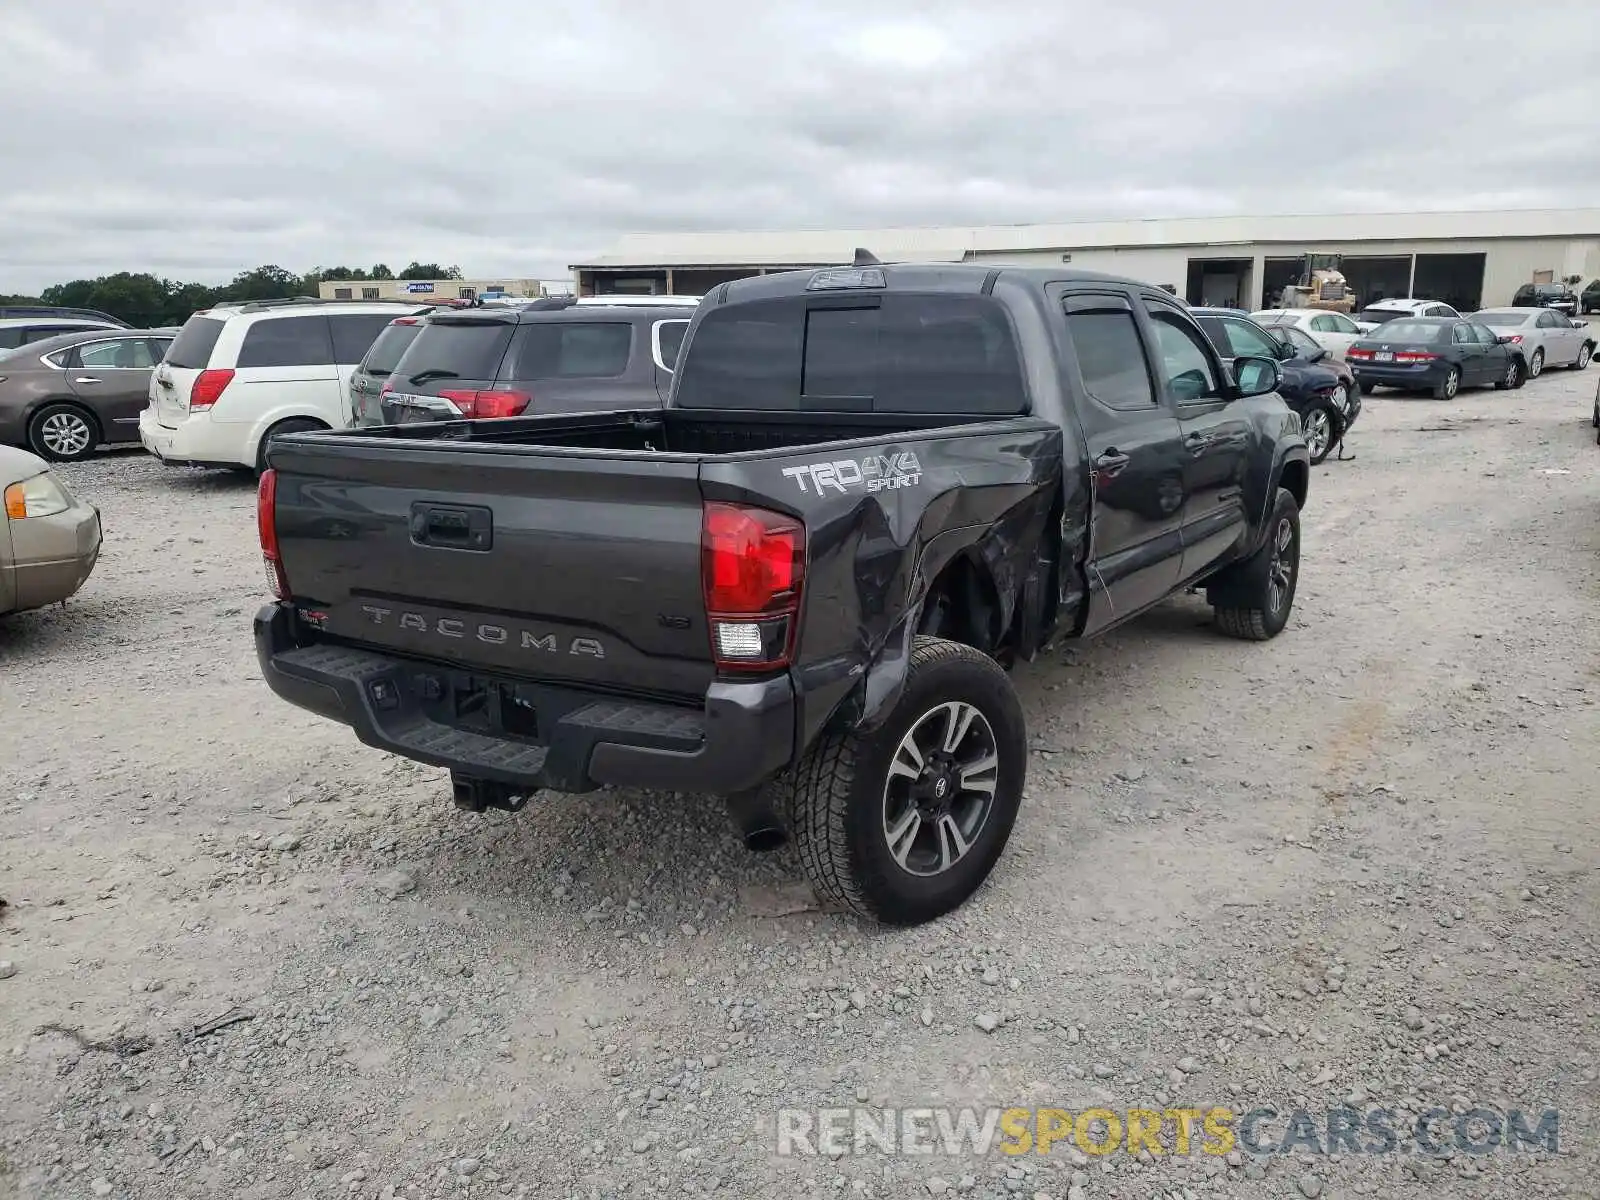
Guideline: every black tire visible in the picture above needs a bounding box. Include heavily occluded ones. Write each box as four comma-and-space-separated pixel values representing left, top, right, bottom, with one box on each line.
255, 417, 327, 475
1528, 348, 1545, 379
1571, 342, 1593, 371
1495, 356, 1525, 390
26, 402, 101, 463
1433, 366, 1460, 400
1300, 401, 1340, 465
779, 635, 1027, 926
1208, 487, 1301, 642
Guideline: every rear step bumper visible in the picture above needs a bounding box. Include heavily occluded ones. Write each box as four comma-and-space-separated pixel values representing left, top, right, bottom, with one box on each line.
254, 604, 795, 795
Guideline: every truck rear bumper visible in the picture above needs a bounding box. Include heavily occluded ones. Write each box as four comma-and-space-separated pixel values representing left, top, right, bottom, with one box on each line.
254, 604, 795, 796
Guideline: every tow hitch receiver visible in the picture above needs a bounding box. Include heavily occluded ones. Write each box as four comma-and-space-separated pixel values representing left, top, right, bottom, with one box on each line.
451, 772, 533, 814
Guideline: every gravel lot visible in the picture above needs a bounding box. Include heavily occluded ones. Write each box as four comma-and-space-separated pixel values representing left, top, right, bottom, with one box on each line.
2, 369, 1597, 1200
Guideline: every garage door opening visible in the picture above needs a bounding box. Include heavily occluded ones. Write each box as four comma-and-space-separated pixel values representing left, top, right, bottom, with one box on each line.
1185, 258, 1254, 309
1413, 253, 1486, 312
1261, 257, 1312, 308
1336, 257, 1412, 308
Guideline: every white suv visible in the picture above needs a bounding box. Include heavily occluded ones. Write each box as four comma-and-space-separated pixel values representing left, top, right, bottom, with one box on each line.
139, 299, 429, 472
1355, 297, 1461, 332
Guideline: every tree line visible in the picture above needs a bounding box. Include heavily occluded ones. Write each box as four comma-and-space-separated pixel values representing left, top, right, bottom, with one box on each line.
0, 262, 465, 328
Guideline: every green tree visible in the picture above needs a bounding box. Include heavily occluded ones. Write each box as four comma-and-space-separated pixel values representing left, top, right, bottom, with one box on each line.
369, 263, 395, 280
398, 262, 462, 280
220, 264, 307, 303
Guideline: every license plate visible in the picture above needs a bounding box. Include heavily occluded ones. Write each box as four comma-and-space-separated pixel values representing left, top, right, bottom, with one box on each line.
1374, 351, 1394, 362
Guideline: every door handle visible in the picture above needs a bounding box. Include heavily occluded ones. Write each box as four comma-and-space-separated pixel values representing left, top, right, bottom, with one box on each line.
73, 376, 102, 384
1094, 449, 1130, 477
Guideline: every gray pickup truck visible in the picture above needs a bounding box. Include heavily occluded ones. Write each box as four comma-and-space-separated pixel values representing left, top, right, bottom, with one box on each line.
255, 260, 1310, 926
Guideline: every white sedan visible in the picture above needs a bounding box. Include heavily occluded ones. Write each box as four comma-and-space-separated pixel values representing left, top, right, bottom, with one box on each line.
1250, 307, 1365, 361
1472, 308, 1595, 378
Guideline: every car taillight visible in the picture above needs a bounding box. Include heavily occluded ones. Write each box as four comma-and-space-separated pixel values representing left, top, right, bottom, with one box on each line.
1504, 334, 1523, 343
701, 502, 805, 671
1394, 351, 1437, 363
188, 368, 235, 411
256, 468, 289, 600
437, 389, 533, 419
1347, 347, 1374, 360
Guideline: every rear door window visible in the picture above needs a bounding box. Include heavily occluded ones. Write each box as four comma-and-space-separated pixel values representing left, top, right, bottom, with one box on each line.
506, 322, 632, 380
330, 313, 399, 363
77, 338, 157, 369
165, 315, 227, 369
237, 315, 335, 369
1061, 304, 1156, 410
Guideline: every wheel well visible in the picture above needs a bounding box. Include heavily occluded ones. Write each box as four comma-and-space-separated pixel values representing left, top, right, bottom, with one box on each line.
917, 554, 1003, 655
256, 416, 330, 469
1278, 460, 1308, 510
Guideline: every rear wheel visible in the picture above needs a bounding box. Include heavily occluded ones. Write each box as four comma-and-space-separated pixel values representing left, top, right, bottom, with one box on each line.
780, 635, 1027, 926
255, 417, 327, 476
1528, 348, 1545, 378
1572, 343, 1593, 371
1433, 366, 1460, 400
27, 402, 100, 462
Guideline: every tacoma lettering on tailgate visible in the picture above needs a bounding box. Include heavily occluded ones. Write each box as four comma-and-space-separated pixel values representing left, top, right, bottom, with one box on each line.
359, 605, 606, 658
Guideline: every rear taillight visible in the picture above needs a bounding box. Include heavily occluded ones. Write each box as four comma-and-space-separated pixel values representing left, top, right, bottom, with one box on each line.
1394, 351, 1437, 363
188, 368, 235, 411
701, 502, 805, 671
1347, 347, 1374, 360
437, 388, 533, 419
1504, 334, 1523, 343
256, 468, 289, 600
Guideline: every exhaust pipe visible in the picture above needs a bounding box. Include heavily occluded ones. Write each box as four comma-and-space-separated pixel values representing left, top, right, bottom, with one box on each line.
726, 789, 788, 853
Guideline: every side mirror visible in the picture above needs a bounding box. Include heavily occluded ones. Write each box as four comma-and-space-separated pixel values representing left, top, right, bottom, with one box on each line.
1233, 355, 1281, 398
1309, 347, 1329, 363
1275, 339, 1298, 361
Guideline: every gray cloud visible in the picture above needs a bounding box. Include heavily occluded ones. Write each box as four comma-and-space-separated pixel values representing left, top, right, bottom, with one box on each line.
3, 0, 1598, 291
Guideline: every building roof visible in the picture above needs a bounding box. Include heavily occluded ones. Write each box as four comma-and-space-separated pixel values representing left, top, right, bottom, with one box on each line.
572, 207, 1600, 269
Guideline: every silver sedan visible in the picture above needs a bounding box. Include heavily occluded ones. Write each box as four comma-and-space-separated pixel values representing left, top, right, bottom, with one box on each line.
1, 445, 102, 617
1472, 308, 1596, 379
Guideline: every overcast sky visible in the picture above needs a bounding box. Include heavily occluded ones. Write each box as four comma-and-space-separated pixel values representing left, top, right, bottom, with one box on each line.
4, 0, 1598, 292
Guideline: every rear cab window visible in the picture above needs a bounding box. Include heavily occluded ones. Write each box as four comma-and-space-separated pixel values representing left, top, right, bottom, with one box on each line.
165, 315, 228, 369
675, 293, 1027, 414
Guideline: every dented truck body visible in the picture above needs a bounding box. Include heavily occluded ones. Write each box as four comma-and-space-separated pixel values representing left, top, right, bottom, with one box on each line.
255, 262, 1308, 922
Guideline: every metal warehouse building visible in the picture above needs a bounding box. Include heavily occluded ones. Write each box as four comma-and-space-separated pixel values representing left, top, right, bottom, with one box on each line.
571, 208, 1600, 312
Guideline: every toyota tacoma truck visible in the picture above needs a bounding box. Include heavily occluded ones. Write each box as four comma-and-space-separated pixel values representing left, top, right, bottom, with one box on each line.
254, 260, 1311, 926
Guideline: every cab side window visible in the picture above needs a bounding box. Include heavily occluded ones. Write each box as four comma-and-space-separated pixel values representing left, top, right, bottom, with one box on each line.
1148, 311, 1220, 404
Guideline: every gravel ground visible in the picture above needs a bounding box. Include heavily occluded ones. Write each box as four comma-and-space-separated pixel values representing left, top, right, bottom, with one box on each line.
1, 368, 1597, 1200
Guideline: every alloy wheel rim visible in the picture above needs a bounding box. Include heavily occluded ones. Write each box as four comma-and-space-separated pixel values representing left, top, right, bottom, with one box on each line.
1445, 370, 1459, 398
1267, 517, 1296, 615
1505, 360, 1518, 387
882, 701, 1000, 878
1303, 409, 1331, 458
41, 412, 91, 457
1582, 346, 1592, 368
1530, 351, 1543, 378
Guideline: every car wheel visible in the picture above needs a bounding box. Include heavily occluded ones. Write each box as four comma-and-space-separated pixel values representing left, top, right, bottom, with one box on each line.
1495, 357, 1525, 390
1300, 402, 1338, 465
255, 417, 328, 476
1209, 486, 1301, 642
1434, 366, 1461, 400
26, 402, 101, 462
1572, 343, 1593, 371
780, 635, 1027, 926
1528, 348, 1544, 378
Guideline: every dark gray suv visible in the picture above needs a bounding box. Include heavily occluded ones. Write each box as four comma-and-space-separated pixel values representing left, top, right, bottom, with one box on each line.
367, 299, 694, 427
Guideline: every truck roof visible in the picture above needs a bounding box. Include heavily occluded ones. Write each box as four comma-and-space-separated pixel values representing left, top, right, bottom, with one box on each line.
704, 262, 1165, 306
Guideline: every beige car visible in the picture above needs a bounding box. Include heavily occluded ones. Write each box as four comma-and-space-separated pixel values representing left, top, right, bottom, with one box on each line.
1, 445, 101, 617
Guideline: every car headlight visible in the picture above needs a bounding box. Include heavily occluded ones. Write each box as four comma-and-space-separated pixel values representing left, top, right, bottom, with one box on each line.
4, 470, 72, 519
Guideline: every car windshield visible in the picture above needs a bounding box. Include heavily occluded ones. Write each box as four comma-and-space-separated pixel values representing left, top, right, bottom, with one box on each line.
1367, 321, 1445, 343
1475, 312, 1529, 328
1359, 308, 1410, 325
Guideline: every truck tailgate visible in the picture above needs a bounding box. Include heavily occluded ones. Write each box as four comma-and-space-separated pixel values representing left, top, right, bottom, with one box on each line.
270, 440, 715, 698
